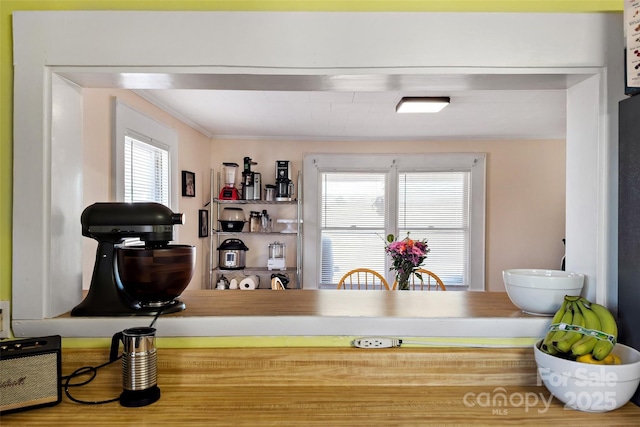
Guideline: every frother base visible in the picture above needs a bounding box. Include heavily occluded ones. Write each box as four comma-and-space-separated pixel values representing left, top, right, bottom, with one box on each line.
120, 385, 161, 407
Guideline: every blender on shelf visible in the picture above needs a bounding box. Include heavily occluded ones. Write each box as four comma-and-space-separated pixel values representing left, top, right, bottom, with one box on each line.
219, 162, 240, 200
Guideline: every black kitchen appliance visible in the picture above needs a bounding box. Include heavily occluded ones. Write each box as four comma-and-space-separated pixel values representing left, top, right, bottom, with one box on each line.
71, 202, 195, 317
275, 160, 294, 201
618, 93, 640, 406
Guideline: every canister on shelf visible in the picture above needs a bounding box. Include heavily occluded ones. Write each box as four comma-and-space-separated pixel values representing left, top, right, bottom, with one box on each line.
264, 185, 276, 202
261, 210, 270, 232
249, 211, 261, 232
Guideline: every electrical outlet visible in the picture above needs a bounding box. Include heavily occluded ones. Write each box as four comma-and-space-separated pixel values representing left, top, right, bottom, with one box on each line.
352, 337, 401, 348
0, 301, 10, 338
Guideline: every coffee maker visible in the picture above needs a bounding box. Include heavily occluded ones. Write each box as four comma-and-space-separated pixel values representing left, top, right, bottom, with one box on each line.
71, 202, 195, 317
275, 160, 294, 201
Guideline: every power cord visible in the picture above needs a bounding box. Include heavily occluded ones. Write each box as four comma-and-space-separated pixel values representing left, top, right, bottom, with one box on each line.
61, 355, 122, 404
60, 307, 166, 405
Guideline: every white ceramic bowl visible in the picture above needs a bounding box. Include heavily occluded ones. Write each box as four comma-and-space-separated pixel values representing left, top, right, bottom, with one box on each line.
502, 269, 584, 315
534, 339, 640, 412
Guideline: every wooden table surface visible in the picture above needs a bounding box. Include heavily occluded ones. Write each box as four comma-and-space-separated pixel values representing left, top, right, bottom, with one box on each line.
125, 289, 534, 318
2, 346, 639, 426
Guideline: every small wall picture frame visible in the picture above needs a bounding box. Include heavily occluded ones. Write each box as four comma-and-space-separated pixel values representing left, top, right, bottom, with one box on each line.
182, 170, 196, 197
198, 209, 209, 238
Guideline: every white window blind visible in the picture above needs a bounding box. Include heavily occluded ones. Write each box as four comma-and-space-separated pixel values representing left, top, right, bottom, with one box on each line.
124, 135, 170, 206
398, 172, 469, 287
320, 172, 387, 283
319, 171, 469, 287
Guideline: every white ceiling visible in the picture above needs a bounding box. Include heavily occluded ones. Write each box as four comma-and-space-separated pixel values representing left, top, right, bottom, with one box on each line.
61, 71, 582, 141
137, 88, 568, 141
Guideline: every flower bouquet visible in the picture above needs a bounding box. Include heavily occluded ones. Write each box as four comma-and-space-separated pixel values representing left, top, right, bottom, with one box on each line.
385, 233, 430, 290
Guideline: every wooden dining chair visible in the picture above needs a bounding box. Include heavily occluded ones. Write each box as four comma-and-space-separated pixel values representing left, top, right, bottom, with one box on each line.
392, 268, 447, 291
337, 268, 391, 290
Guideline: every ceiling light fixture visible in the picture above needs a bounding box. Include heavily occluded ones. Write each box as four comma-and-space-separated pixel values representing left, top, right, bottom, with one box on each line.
396, 96, 450, 113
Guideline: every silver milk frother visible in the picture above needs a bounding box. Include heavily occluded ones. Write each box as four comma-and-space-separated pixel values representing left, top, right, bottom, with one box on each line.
110, 326, 161, 407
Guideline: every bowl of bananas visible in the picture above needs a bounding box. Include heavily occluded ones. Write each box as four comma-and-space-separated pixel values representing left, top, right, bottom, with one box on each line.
534, 296, 640, 412
502, 269, 584, 315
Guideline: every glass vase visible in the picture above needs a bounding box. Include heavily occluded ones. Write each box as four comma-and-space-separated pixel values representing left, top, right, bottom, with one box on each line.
396, 270, 412, 291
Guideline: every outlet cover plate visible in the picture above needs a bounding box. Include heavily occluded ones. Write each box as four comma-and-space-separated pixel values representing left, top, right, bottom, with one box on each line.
0, 301, 10, 338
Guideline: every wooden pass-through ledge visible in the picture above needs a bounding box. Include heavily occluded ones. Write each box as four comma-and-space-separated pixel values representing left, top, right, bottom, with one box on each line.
37, 290, 551, 339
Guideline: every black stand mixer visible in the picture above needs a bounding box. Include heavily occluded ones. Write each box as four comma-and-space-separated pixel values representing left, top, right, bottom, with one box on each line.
71, 202, 195, 317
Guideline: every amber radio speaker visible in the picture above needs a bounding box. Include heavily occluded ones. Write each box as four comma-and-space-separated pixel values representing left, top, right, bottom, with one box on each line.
0, 335, 62, 414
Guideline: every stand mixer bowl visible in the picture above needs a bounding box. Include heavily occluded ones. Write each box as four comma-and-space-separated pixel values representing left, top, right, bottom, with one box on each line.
116, 245, 196, 307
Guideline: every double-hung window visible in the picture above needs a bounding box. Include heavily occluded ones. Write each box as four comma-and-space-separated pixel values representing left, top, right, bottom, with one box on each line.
114, 100, 178, 212
303, 153, 486, 290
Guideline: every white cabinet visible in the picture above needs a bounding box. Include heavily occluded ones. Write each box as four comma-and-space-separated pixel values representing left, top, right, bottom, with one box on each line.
207, 169, 302, 289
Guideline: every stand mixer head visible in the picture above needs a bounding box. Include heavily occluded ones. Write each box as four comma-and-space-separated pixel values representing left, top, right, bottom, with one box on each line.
71, 202, 195, 317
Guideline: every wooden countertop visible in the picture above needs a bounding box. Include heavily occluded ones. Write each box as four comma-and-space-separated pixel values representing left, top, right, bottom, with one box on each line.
60, 289, 531, 318
2, 347, 639, 426
159, 289, 532, 318
14, 290, 552, 339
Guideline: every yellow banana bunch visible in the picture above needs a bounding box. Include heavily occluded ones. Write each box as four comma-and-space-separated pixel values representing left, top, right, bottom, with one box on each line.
540, 295, 619, 364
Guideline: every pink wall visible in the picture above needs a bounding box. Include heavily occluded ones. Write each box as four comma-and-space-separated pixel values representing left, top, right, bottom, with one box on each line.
212, 138, 566, 291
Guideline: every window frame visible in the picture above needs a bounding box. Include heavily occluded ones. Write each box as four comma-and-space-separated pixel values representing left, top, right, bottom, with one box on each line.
302, 153, 486, 290
113, 99, 179, 212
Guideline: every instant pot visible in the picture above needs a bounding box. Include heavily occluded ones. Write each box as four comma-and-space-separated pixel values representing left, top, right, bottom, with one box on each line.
217, 238, 248, 269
